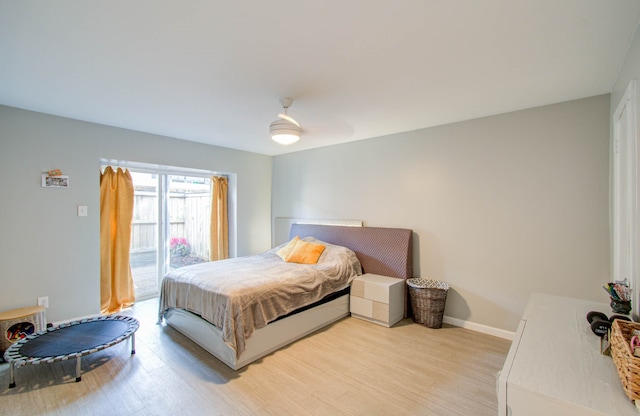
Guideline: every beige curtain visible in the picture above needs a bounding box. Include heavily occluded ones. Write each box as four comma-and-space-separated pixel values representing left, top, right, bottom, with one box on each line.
100, 166, 135, 314
210, 175, 229, 261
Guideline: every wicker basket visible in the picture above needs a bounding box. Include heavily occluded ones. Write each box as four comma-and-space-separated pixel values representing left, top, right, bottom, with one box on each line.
0, 306, 46, 352
407, 278, 449, 328
611, 319, 640, 401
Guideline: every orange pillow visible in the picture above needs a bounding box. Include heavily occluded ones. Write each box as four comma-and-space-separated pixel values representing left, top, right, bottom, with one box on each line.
285, 240, 326, 264
276, 236, 301, 260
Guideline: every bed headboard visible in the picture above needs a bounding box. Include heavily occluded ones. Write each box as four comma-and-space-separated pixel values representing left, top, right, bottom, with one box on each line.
290, 224, 413, 318
289, 224, 413, 279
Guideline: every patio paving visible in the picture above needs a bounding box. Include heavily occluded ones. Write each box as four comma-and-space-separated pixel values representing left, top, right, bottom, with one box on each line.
130, 251, 206, 299
130, 251, 159, 298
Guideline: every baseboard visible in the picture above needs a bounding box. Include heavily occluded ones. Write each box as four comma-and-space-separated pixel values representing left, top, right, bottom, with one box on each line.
51, 312, 102, 327
50, 307, 135, 327
443, 315, 515, 341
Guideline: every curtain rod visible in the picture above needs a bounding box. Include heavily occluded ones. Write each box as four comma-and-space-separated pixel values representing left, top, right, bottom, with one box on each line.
99, 159, 228, 178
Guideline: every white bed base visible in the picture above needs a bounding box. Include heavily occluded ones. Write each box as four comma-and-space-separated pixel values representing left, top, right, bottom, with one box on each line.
164, 294, 349, 370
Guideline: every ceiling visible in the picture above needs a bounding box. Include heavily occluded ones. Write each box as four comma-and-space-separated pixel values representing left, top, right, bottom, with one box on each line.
1, 1, 640, 156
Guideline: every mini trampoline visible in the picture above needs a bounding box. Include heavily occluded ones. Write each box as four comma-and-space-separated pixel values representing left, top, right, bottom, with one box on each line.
3, 315, 139, 388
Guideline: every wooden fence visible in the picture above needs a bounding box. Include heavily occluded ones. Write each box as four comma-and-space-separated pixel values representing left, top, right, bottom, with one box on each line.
130, 191, 210, 260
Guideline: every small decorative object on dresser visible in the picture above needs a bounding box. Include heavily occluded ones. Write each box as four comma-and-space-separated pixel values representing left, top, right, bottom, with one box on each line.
350, 273, 405, 327
0, 306, 46, 354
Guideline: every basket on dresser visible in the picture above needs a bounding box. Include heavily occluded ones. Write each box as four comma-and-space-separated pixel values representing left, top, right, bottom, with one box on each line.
611, 319, 640, 401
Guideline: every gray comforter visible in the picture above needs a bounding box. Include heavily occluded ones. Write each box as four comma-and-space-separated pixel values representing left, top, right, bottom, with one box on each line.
158, 237, 362, 356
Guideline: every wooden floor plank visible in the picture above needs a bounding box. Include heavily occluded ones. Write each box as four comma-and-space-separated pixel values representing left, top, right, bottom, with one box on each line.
0, 298, 510, 415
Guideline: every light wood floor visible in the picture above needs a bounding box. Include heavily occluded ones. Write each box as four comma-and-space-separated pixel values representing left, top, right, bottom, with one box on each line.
0, 298, 511, 415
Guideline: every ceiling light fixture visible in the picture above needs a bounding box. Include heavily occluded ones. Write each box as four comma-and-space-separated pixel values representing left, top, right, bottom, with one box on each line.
270, 97, 302, 145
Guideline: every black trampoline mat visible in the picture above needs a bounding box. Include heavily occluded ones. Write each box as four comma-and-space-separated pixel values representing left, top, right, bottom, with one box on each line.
18, 320, 130, 358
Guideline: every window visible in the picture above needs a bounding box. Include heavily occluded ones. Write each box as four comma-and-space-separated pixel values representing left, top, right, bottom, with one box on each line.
101, 160, 234, 300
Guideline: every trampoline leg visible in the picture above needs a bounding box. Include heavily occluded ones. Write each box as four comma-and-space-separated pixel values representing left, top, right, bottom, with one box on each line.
131, 333, 136, 355
8, 362, 15, 388
75, 356, 82, 382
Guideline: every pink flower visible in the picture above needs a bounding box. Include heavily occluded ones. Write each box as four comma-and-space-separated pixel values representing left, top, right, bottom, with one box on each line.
170, 237, 191, 257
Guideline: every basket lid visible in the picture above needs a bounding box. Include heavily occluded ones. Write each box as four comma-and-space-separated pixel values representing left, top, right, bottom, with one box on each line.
406, 278, 449, 290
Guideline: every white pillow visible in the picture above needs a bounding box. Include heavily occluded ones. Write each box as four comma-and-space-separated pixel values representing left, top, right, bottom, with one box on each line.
275, 236, 300, 260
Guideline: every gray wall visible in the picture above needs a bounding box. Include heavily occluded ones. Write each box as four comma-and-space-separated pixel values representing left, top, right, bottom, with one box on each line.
272, 95, 611, 333
0, 106, 272, 322
0, 92, 615, 334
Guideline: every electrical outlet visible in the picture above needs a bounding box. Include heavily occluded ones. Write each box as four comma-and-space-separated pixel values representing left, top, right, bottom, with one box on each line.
37, 296, 49, 308
77, 205, 88, 217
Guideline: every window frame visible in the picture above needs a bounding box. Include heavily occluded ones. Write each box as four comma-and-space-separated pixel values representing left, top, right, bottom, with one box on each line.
100, 159, 236, 298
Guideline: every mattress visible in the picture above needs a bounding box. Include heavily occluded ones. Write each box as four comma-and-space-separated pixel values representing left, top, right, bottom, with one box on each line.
159, 237, 361, 356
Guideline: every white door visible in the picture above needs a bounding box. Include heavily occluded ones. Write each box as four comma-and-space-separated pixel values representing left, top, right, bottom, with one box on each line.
612, 80, 638, 317
129, 171, 212, 299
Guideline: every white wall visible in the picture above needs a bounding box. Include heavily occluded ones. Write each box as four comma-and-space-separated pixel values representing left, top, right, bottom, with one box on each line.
0, 106, 272, 322
272, 95, 611, 333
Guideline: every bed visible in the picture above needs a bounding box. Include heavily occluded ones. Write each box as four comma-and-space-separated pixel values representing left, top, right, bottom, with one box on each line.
159, 224, 413, 370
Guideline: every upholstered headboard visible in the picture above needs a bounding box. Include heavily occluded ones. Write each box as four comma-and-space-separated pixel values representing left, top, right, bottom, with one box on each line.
290, 224, 413, 279
290, 224, 413, 317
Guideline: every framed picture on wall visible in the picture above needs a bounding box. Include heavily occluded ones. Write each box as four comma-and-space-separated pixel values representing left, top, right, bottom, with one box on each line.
41, 174, 69, 188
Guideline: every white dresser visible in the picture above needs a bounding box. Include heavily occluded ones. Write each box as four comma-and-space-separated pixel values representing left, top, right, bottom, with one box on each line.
350, 273, 404, 327
498, 293, 637, 415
